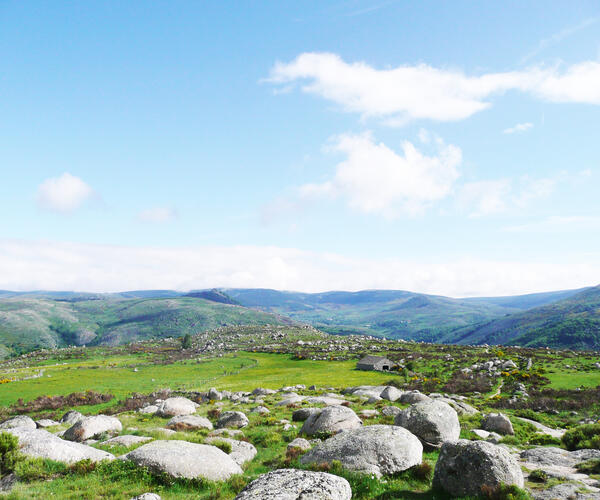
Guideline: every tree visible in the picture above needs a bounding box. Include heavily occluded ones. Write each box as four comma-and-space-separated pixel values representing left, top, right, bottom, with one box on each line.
181, 334, 192, 350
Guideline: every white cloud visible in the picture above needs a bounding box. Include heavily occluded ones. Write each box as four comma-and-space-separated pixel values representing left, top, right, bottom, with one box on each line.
0, 238, 597, 297
137, 207, 178, 223
504, 215, 600, 233
268, 52, 600, 123
298, 132, 461, 217
36, 173, 95, 214
503, 122, 533, 134
458, 175, 557, 217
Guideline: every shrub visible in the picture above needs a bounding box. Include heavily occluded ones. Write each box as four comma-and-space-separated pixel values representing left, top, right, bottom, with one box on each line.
562, 424, 600, 450
0, 432, 21, 476
528, 469, 547, 482
410, 461, 433, 481
576, 458, 600, 474
529, 434, 561, 446
14, 457, 67, 481
207, 408, 222, 420
481, 483, 532, 500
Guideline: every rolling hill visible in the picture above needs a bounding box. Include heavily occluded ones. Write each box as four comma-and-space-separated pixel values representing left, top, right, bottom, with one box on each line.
448, 285, 600, 349
223, 287, 587, 340
0, 294, 291, 357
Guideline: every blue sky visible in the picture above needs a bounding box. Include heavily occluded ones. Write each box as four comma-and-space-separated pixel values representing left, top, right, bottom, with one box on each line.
1, 1, 600, 296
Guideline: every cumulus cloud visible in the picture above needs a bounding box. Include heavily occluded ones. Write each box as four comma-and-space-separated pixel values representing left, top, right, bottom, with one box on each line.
137, 207, 178, 223
0, 239, 597, 297
298, 132, 461, 217
503, 122, 533, 134
267, 52, 600, 123
36, 173, 95, 214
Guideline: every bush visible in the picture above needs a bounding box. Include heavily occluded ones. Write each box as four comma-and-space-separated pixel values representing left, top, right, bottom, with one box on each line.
562, 424, 600, 450
576, 458, 600, 474
528, 469, 547, 482
481, 483, 532, 500
529, 434, 561, 446
0, 432, 21, 476
210, 440, 232, 454
410, 461, 433, 481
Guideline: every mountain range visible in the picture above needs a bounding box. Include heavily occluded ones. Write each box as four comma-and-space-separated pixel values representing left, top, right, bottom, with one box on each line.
0, 285, 597, 357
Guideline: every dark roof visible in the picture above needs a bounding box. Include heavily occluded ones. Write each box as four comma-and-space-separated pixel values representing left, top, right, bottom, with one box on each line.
357, 355, 394, 365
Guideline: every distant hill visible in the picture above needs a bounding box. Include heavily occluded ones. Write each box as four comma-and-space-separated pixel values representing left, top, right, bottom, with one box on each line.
0, 296, 291, 357
223, 287, 586, 341
449, 286, 600, 349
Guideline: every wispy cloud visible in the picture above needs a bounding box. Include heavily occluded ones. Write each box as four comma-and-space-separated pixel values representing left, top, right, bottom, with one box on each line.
36, 173, 95, 214
504, 215, 600, 233
137, 207, 178, 223
521, 17, 599, 64
268, 52, 600, 124
503, 122, 533, 134
0, 238, 597, 297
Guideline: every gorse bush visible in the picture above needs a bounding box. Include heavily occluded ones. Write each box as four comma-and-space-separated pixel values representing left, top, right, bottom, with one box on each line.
562, 424, 600, 450
0, 432, 21, 476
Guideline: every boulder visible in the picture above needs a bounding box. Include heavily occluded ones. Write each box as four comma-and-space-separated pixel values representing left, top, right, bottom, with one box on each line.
292, 408, 321, 422
252, 388, 276, 396
156, 397, 197, 417
208, 428, 244, 438
60, 410, 85, 425
276, 395, 305, 406
131, 494, 161, 500
138, 405, 159, 415
433, 440, 524, 497
102, 435, 153, 447
381, 406, 402, 418
304, 396, 348, 406
300, 406, 362, 436
0, 416, 36, 430
482, 413, 514, 435
208, 388, 223, 401
400, 391, 431, 404
287, 437, 312, 452
205, 437, 257, 466
381, 386, 403, 402
63, 415, 122, 442
216, 411, 249, 429
36, 419, 59, 428
359, 410, 379, 419
166, 415, 213, 431
250, 406, 270, 415
395, 400, 460, 448
125, 440, 242, 480
6, 428, 114, 464
300, 425, 422, 477
235, 468, 351, 500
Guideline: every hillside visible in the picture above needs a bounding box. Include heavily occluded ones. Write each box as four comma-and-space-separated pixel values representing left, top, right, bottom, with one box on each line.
224, 287, 584, 340
450, 285, 600, 349
0, 295, 291, 357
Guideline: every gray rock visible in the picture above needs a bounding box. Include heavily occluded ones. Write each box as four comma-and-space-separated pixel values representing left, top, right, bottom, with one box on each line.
131, 494, 161, 500
102, 435, 153, 447
381, 386, 403, 402
287, 437, 312, 452
292, 408, 321, 422
433, 440, 524, 497
300, 424, 422, 477
520, 447, 600, 468
235, 468, 351, 500
208, 428, 244, 438
208, 387, 223, 401
300, 406, 362, 436
36, 419, 60, 428
138, 405, 159, 415
400, 391, 431, 404
276, 395, 305, 406
156, 397, 197, 417
251, 406, 270, 415
60, 410, 85, 425
305, 396, 348, 406
252, 388, 276, 396
395, 400, 460, 448
531, 483, 600, 499
125, 440, 242, 480
216, 411, 249, 429
359, 409, 379, 419
166, 415, 213, 431
0, 473, 17, 493
381, 406, 402, 417
6, 428, 114, 463
205, 437, 257, 466
63, 415, 122, 442
447, 400, 478, 416
482, 413, 514, 435
0, 415, 36, 430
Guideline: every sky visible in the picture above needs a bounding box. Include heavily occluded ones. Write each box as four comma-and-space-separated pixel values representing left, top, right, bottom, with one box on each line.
1, 1, 600, 297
